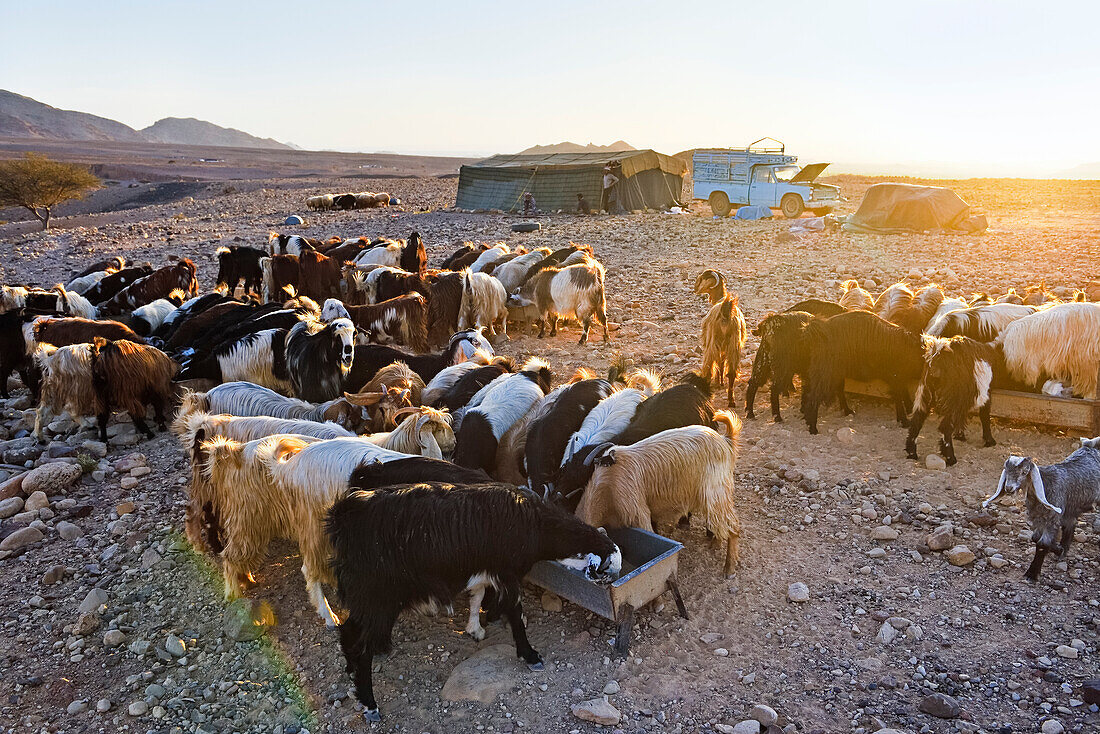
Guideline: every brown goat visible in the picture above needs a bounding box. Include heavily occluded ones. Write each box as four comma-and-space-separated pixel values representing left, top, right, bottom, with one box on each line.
261, 255, 300, 302
101, 260, 198, 315
328, 294, 429, 353
298, 250, 342, 302
91, 337, 179, 442
701, 295, 748, 406
32, 317, 139, 348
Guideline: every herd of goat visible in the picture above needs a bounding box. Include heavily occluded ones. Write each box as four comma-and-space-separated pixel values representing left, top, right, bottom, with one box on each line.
1, 233, 1098, 721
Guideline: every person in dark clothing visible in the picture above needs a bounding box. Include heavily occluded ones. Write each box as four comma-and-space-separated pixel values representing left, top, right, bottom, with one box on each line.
576, 193, 591, 214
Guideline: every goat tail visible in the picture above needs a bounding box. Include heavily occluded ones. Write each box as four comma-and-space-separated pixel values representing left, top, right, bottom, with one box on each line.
712, 410, 742, 441
261, 257, 274, 303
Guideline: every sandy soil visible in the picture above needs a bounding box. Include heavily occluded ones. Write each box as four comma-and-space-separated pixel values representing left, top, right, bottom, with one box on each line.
1, 168, 1099, 734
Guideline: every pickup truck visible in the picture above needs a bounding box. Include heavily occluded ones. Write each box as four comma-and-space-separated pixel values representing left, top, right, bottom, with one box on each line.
692, 139, 840, 218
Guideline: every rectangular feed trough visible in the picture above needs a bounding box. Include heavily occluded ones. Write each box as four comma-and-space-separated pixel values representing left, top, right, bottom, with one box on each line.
525, 527, 687, 656
844, 377, 1100, 434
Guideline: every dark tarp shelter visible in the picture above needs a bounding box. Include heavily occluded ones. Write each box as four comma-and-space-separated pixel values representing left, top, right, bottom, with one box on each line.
456, 150, 687, 213
842, 183, 988, 234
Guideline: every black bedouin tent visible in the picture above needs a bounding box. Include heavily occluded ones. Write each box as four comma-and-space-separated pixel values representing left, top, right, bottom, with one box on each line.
456, 150, 687, 213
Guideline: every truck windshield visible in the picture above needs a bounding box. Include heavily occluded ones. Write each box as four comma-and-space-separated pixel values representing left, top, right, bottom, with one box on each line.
773, 166, 801, 182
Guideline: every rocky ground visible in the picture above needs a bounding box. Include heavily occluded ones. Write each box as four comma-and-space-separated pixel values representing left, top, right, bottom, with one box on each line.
1, 175, 1099, 734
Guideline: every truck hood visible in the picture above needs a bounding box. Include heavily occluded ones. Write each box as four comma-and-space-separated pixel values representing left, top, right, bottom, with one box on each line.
790, 163, 830, 183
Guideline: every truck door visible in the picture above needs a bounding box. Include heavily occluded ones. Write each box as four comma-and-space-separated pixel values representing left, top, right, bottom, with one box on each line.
749, 166, 776, 207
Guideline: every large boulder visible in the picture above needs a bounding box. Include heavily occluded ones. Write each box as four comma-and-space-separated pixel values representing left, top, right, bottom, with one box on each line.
441, 644, 521, 704
22, 463, 82, 496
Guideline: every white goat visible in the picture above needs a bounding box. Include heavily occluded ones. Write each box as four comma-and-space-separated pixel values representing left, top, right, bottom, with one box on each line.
998, 302, 1100, 398
458, 270, 508, 337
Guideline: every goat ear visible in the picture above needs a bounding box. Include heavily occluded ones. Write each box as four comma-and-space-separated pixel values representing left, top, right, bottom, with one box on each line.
418, 420, 443, 460
344, 391, 385, 406
1027, 461, 1062, 514
983, 466, 1008, 508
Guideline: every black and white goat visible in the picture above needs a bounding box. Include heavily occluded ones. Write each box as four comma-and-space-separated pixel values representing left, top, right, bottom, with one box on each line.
435, 358, 517, 412
926, 303, 1036, 340
508, 260, 609, 344
984, 444, 1100, 580
452, 357, 552, 471
327, 482, 621, 721
343, 328, 491, 389
524, 375, 613, 498
904, 337, 1022, 466
285, 317, 356, 402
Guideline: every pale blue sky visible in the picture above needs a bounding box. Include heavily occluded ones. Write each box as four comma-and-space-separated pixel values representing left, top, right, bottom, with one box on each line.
2, 1, 1096, 175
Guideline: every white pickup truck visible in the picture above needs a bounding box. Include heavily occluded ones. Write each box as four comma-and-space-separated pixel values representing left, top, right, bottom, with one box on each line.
692, 139, 840, 218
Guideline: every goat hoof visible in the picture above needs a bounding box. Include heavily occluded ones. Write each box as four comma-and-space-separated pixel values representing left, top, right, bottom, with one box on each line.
527, 661, 544, 672
984, 438, 997, 447
363, 708, 381, 722
771, 416, 783, 424
945, 456, 957, 467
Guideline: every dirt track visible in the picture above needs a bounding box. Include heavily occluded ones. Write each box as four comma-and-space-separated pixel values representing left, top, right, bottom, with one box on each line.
1, 173, 1099, 734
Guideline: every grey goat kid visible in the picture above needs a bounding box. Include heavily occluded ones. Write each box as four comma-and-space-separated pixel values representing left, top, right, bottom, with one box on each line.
984, 442, 1100, 581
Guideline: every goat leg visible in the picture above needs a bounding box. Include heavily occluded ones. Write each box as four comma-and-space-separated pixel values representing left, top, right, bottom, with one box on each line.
979, 403, 996, 447
96, 411, 110, 443
837, 385, 853, 416
1059, 520, 1077, 557
339, 617, 381, 721
890, 388, 910, 427
548, 315, 558, 337
802, 398, 819, 435
132, 413, 156, 441
905, 407, 928, 460
578, 316, 590, 345
1025, 545, 1048, 581
938, 429, 957, 467
501, 581, 542, 669
536, 318, 546, 338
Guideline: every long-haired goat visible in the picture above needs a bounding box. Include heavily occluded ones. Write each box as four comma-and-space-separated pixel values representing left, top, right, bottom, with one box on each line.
100, 260, 197, 316
172, 411, 353, 448
261, 254, 300, 303
437, 357, 517, 412
216, 246, 265, 296
427, 271, 466, 348
421, 349, 495, 406
452, 357, 552, 471
493, 248, 551, 293
524, 374, 613, 498
839, 280, 874, 311
875, 282, 944, 334
353, 240, 404, 269
508, 260, 609, 344
363, 406, 454, 458
458, 271, 508, 337
801, 310, 924, 434
693, 269, 728, 305
701, 294, 748, 406
130, 289, 185, 336
348, 456, 490, 490
89, 337, 178, 441
33, 343, 100, 440
927, 303, 1036, 340
177, 382, 372, 433
469, 244, 510, 273
984, 445, 1100, 580
560, 369, 661, 467
82, 264, 153, 305
322, 294, 429, 353
744, 310, 822, 423
327, 482, 621, 721
344, 328, 491, 388
997, 302, 1100, 398
356, 360, 425, 406
577, 412, 742, 573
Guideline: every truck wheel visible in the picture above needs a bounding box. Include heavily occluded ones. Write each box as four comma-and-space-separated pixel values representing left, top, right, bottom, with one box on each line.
708, 191, 731, 217
781, 194, 805, 219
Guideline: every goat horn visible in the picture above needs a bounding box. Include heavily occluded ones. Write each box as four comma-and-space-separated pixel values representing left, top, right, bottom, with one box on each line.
983, 467, 1008, 508
390, 406, 422, 421
1028, 462, 1062, 514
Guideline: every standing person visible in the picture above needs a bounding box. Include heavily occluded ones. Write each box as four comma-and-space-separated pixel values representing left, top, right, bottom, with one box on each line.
576, 193, 591, 214
601, 165, 619, 214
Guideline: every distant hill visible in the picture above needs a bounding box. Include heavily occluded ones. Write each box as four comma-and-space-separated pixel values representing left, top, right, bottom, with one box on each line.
1060, 162, 1100, 180
519, 140, 636, 155
0, 90, 291, 150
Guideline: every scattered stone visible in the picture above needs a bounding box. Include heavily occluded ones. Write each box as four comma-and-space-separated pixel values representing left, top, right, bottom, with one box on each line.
128, 700, 149, 717
700, 632, 724, 644
925, 454, 947, 471
73, 611, 101, 636
873, 730, 910, 734
140, 548, 162, 569
81, 440, 108, 458
988, 555, 1008, 569
441, 644, 521, 703
165, 634, 187, 657
1055, 644, 1079, 659
602, 680, 620, 695
95, 699, 111, 713
944, 545, 976, 566
871, 526, 899, 541
56, 521, 83, 540
0, 495, 24, 518
749, 704, 778, 726
730, 721, 761, 734
571, 696, 621, 726
21, 462, 81, 496
119, 477, 139, 490
78, 588, 108, 613
540, 591, 562, 612
918, 692, 960, 718
116, 500, 136, 514
836, 427, 856, 444
129, 466, 151, 478
867, 548, 887, 559
926, 525, 954, 551
876, 622, 899, 645
0, 525, 43, 550
67, 700, 88, 715
741, 672, 756, 684
23, 490, 48, 511
103, 629, 126, 647
0, 472, 26, 500
128, 639, 151, 656
787, 582, 810, 603
1041, 720, 1065, 734
714, 648, 730, 657
41, 565, 66, 584
222, 599, 276, 642
1080, 679, 1100, 705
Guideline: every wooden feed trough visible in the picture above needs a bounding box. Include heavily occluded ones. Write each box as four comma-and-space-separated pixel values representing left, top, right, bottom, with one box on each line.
844, 369, 1100, 435
525, 527, 687, 657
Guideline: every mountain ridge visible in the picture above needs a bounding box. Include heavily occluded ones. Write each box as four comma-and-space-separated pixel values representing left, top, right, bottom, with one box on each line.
0, 90, 291, 150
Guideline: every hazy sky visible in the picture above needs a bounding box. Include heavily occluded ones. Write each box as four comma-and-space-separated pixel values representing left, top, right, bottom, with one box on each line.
2, 1, 1097, 176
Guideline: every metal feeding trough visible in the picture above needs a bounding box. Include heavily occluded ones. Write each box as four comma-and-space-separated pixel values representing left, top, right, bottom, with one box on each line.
526, 527, 687, 656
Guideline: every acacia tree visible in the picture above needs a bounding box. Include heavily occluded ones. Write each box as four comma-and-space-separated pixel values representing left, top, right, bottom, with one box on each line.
0, 153, 100, 229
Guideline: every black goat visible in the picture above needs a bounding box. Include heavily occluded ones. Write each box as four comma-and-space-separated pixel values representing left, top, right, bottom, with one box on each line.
437, 360, 516, 412
344, 328, 490, 388
745, 311, 843, 422
216, 246, 266, 296
327, 482, 621, 721
0, 309, 39, 399
349, 457, 491, 489
525, 378, 612, 498
82, 264, 153, 305
801, 310, 924, 434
